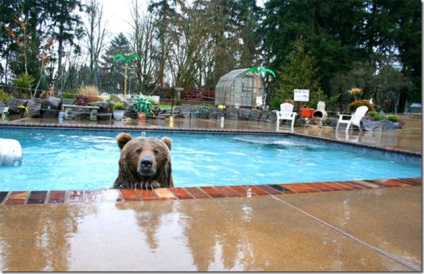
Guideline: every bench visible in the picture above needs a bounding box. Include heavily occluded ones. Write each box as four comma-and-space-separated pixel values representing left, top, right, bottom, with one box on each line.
62, 104, 98, 121
184, 90, 215, 101
184, 90, 203, 100
202, 90, 215, 100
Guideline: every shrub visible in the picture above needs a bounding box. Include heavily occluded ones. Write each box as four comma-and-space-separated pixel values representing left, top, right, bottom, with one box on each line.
309, 88, 327, 110
367, 110, 378, 119
62, 90, 78, 99
348, 99, 375, 112
348, 87, 362, 96
112, 102, 126, 110
12, 73, 35, 98
372, 114, 385, 121
269, 89, 292, 110
108, 94, 122, 103
79, 86, 100, 103
133, 95, 153, 115
387, 115, 399, 122
0, 90, 11, 103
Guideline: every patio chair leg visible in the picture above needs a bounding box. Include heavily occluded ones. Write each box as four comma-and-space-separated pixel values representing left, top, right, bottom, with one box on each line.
345, 123, 351, 132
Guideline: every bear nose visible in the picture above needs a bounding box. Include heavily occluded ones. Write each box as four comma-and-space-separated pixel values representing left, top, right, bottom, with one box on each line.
140, 158, 153, 171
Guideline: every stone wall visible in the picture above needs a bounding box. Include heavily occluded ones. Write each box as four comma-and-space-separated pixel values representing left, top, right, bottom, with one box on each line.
169, 105, 278, 123
163, 104, 402, 130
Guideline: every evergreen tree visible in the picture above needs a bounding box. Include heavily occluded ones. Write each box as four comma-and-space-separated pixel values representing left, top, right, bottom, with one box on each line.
261, 0, 421, 110
98, 33, 132, 93
391, 0, 422, 108
270, 37, 321, 109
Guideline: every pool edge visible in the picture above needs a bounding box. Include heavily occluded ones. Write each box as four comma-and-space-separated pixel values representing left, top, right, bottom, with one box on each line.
1, 121, 421, 156
0, 178, 421, 206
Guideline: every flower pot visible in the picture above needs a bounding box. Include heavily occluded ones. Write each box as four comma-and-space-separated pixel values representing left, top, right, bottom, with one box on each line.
301, 108, 314, 118
98, 105, 111, 113
113, 110, 125, 121
138, 112, 146, 122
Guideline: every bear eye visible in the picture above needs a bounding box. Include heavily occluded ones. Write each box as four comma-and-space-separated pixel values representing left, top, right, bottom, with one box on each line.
136, 148, 142, 154
153, 149, 159, 156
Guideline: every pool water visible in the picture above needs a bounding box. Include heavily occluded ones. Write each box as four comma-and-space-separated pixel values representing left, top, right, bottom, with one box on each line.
0, 128, 421, 191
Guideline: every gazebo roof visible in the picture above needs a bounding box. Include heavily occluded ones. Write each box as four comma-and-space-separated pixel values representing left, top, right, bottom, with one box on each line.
219, 68, 249, 79
216, 68, 259, 89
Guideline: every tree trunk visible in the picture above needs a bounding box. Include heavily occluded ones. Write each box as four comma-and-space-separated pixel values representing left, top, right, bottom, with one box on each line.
397, 86, 408, 113
124, 64, 128, 99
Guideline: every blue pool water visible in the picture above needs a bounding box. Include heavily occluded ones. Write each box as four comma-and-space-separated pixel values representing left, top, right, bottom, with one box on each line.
0, 128, 421, 191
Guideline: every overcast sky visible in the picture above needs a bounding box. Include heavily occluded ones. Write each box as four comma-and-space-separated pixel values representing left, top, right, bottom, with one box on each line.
98, 0, 266, 37
99, 0, 146, 36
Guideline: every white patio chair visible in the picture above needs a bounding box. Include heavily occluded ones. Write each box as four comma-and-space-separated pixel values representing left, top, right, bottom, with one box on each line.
275, 103, 297, 130
336, 106, 369, 132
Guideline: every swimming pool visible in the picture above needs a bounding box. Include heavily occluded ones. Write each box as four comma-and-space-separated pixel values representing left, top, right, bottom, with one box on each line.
0, 127, 421, 191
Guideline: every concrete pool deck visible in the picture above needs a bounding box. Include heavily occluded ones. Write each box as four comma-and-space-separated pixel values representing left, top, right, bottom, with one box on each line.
0, 114, 421, 271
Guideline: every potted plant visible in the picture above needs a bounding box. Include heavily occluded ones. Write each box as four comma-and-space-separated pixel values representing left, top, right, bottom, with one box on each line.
132, 95, 153, 120
200, 105, 210, 119
98, 101, 111, 113
112, 102, 126, 121
300, 104, 314, 118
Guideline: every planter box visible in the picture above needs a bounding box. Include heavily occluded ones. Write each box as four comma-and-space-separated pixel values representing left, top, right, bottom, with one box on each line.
40, 109, 59, 118
300, 108, 314, 118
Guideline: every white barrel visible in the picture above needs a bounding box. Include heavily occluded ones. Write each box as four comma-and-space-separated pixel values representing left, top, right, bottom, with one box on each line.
0, 138, 23, 166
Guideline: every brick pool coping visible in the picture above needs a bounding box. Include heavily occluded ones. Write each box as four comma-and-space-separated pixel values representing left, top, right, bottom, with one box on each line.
1, 122, 421, 206
0, 178, 421, 205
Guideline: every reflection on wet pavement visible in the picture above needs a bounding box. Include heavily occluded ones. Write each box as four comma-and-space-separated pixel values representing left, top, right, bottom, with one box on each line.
0, 187, 420, 271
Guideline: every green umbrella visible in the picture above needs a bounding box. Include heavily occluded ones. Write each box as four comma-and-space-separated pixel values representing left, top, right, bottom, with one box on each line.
243, 66, 276, 78
243, 66, 276, 107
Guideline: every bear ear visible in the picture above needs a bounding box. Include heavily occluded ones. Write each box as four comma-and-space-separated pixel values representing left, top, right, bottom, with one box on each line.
161, 137, 172, 151
117, 133, 132, 150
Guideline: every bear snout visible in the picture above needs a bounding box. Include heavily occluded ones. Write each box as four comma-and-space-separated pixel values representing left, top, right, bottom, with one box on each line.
141, 159, 153, 170
138, 156, 156, 175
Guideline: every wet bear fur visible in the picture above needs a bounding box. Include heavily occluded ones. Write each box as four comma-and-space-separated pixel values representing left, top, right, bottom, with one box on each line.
113, 133, 173, 189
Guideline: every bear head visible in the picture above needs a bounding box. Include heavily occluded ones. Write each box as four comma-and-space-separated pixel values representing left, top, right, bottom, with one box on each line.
113, 133, 173, 189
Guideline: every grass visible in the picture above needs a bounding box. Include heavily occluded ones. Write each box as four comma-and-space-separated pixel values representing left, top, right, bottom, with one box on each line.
158, 104, 172, 109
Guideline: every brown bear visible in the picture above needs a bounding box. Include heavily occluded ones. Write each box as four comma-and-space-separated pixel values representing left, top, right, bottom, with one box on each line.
113, 133, 174, 189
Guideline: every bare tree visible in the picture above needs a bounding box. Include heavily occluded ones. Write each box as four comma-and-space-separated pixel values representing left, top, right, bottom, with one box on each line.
83, 0, 108, 86
167, 4, 215, 89
130, 1, 159, 93
148, 0, 181, 88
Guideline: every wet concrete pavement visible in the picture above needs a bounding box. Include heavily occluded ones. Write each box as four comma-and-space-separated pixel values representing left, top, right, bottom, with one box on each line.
0, 187, 420, 271
0, 113, 421, 271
